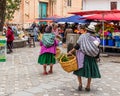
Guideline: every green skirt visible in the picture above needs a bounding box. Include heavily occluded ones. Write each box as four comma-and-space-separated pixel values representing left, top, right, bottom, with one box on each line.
38, 53, 56, 65
73, 55, 101, 78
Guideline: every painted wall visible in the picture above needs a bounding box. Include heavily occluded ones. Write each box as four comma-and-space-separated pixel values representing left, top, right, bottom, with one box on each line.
83, 0, 120, 10
55, 0, 82, 17
10, 0, 82, 28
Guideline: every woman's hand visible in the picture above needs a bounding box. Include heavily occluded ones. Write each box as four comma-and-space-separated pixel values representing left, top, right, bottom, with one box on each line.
67, 48, 76, 55
67, 51, 72, 56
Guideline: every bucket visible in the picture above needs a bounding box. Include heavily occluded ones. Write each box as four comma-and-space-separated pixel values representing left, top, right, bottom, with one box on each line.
114, 36, 120, 41
100, 39, 107, 46
115, 41, 120, 47
108, 39, 114, 46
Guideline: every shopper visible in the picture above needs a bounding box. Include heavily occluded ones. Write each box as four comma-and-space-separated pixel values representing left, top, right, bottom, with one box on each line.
38, 26, 59, 75
68, 24, 101, 91
6, 25, 14, 54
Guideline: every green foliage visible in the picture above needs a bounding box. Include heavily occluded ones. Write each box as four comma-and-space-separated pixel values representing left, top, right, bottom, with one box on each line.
6, 0, 21, 20
61, 55, 69, 62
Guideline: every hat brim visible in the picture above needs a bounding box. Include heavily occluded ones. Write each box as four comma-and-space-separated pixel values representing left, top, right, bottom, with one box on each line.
86, 28, 96, 33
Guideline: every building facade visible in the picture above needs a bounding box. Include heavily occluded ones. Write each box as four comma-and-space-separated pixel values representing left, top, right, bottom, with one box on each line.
83, 0, 120, 10
11, 0, 82, 28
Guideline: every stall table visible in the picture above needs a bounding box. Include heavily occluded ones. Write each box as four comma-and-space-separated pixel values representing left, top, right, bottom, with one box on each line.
100, 45, 120, 53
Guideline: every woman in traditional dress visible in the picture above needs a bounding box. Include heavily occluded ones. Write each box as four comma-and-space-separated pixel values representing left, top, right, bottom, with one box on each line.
68, 24, 101, 91
38, 26, 59, 75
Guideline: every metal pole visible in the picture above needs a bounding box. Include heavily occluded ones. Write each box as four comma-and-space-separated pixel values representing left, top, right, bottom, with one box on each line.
102, 14, 105, 52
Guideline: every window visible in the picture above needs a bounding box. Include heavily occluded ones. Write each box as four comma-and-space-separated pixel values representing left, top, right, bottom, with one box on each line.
67, 0, 72, 6
111, 2, 117, 10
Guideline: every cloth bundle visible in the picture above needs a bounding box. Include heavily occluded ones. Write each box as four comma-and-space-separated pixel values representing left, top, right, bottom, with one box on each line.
77, 33, 99, 57
42, 33, 55, 47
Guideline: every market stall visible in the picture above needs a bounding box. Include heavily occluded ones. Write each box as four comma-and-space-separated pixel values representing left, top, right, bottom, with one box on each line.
95, 22, 120, 51
84, 12, 120, 52
69, 10, 120, 52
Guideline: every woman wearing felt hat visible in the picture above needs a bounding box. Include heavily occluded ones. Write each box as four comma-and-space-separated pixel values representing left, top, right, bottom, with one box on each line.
68, 24, 101, 91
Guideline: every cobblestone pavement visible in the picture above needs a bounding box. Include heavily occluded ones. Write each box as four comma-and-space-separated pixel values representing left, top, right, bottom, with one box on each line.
0, 42, 120, 96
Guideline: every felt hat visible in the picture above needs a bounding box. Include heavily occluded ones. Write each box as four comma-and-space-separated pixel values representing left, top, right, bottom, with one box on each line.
86, 24, 96, 32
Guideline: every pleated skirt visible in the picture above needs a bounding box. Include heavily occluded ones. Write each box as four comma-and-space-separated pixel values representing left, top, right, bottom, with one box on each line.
73, 55, 101, 78
38, 53, 56, 65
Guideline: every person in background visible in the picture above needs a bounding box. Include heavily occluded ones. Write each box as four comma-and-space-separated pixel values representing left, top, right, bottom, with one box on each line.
38, 26, 59, 75
33, 24, 39, 41
11, 24, 18, 36
64, 25, 73, 43
6, 25, 14, 54
52, 24, 62, 41
31, 22, 36, 29
68, 24, 101, 91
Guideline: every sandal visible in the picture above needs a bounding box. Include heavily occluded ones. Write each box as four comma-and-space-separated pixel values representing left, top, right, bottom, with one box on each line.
43, 72, 48, 75
78, 85, 82, 91
85, 87, 90, 92
48, 70, 53, 74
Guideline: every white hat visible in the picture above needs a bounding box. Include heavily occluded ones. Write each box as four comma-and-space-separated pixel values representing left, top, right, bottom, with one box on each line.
86, 24, 96, 32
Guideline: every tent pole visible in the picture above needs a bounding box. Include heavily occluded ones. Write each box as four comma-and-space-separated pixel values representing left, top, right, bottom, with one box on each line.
102, 14, 105, 53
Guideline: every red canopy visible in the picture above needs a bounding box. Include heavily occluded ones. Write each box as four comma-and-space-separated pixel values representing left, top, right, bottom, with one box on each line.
85, 13, 120, 21
69, 10, 120, 16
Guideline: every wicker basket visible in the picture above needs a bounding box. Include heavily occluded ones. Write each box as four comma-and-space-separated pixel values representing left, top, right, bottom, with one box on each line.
59, 55, 78, 73
55, 47, 61, 58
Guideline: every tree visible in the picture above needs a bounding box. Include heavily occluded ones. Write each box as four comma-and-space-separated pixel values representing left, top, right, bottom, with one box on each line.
0, 0, 21, 31
0, 0, 6, 31
6, 0, 21, 20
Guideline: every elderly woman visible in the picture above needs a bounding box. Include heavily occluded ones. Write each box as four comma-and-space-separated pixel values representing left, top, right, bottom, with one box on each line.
68, 24, 101, 91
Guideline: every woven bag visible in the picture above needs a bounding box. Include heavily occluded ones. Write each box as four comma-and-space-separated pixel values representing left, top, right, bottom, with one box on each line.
59, 55, 78, 73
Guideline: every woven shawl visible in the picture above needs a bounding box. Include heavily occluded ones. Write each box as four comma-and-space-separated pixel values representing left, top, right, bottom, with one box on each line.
42, 33, 55, 47
77, 33, 99, 57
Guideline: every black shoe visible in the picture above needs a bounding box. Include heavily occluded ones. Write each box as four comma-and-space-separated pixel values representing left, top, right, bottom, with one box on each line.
85, 87, 90, 92
78, 85, 82, 91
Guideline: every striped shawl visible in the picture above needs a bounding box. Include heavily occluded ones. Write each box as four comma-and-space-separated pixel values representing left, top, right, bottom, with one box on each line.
77, 33, 99, 57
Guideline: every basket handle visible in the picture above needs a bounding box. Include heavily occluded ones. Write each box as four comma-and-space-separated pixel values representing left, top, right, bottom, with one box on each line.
60, 54, 75, 63
67, 54, 75, 58
59, 54, 67, 63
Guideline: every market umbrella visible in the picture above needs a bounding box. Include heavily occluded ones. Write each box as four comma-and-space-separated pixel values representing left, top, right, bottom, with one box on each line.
85, 13, 120, 21
55, 17, 68, 23
55, 15, 87, 24
47, 15, 62, 20
69, 10, 120, 52
36, 15, 62, 22
69, 10, 120, 16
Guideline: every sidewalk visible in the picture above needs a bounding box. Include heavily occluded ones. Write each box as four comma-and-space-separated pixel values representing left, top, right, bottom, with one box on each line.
0, 42, 120, 96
